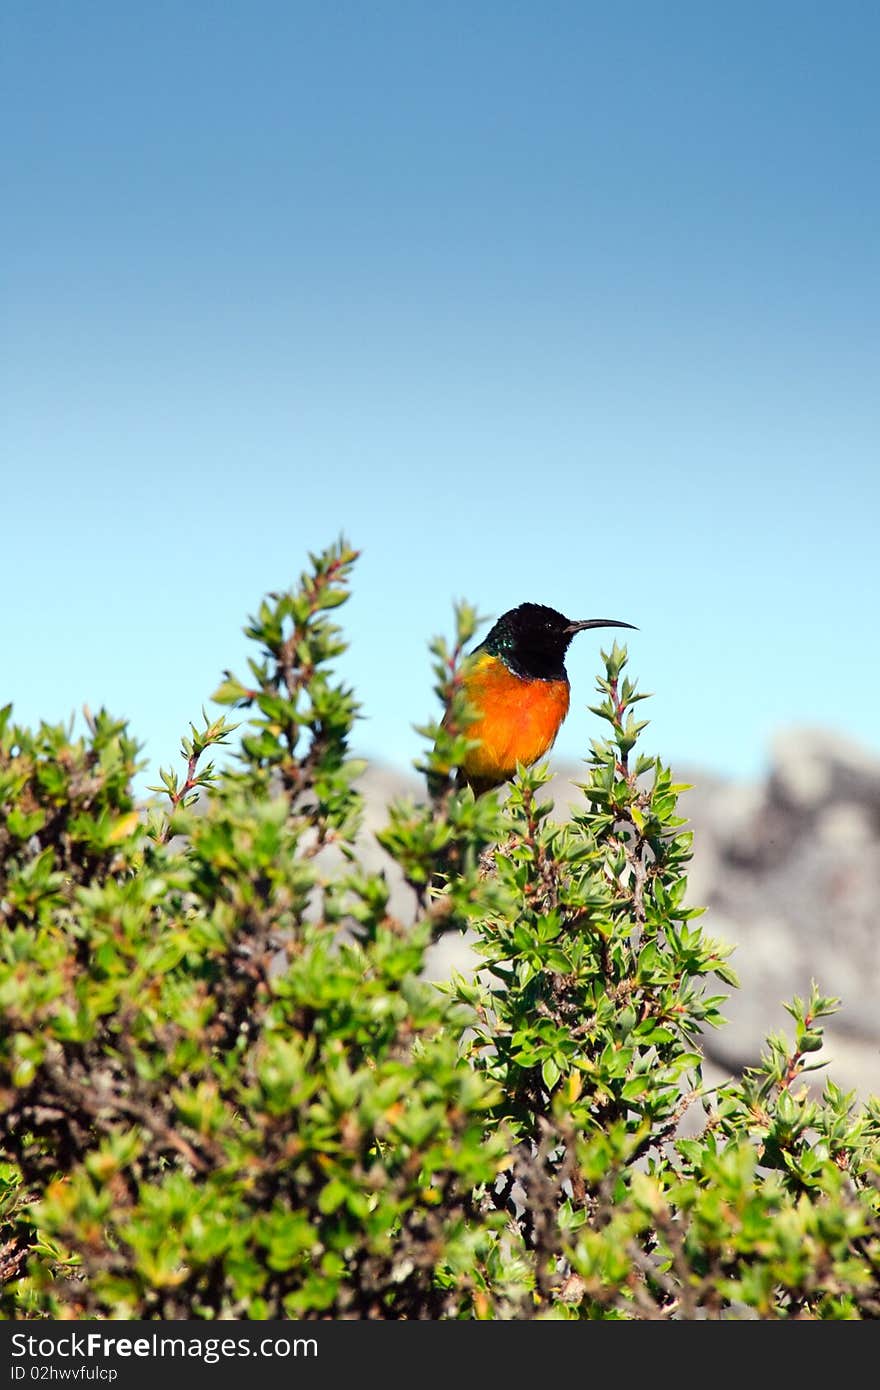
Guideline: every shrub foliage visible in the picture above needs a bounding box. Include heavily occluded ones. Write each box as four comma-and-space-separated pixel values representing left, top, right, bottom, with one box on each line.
1, 540, 878, 1318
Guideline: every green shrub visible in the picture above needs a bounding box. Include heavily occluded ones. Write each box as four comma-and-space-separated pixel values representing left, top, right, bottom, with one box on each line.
0, 539, 877, 1318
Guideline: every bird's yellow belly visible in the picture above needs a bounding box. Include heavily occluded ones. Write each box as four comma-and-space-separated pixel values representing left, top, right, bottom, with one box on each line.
460, 656, 570, 785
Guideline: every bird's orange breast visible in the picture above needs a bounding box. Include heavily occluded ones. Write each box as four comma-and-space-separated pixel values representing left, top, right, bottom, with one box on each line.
457, 652, 570, 787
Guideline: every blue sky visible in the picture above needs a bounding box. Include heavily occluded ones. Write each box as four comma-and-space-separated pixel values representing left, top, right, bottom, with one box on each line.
3, 2, 878, 796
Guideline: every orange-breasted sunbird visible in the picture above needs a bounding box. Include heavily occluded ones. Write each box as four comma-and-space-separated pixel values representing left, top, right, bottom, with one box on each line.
444, 602, 636, 795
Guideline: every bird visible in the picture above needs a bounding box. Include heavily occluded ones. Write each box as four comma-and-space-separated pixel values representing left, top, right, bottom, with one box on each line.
443, 602, 636, 795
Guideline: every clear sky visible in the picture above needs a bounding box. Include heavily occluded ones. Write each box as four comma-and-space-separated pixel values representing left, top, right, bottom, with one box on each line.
3, 2, 878, 796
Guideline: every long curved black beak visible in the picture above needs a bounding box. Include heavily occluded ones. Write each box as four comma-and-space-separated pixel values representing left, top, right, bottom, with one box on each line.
564, 618, 637, 634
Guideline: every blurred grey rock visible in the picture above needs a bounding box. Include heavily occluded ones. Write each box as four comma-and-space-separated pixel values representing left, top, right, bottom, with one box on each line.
679, 729, 880, 1096
769, 727, 880, 818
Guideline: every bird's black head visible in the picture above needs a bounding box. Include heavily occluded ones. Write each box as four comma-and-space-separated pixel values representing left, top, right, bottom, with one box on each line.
479, 602, 636, 681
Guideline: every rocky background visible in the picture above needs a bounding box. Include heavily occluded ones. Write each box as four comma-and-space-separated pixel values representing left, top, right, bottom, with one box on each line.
353, 728, 880, 1099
